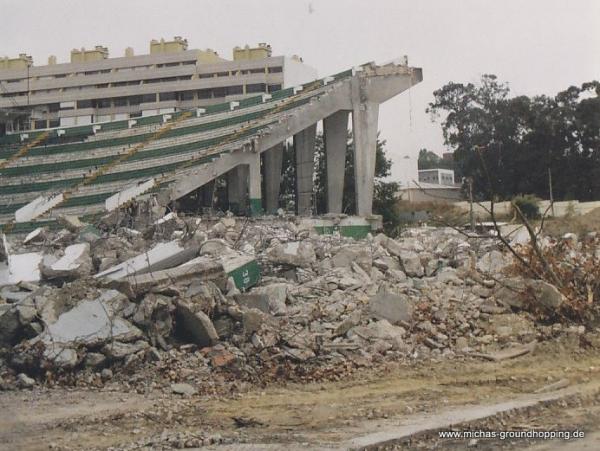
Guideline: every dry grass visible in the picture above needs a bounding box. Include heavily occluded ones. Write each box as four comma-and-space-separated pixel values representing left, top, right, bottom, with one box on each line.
395, 200, 468, 226
543, 207, 600, 237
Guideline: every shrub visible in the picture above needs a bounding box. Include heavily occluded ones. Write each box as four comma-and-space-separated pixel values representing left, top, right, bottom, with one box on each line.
512, 194, 541, 220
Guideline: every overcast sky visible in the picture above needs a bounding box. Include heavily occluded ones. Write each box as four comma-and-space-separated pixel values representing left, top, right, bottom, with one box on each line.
2, 0, 599, 181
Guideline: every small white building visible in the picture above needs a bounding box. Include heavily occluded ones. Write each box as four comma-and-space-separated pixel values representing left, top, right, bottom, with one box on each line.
418, 168, 455, 186
398, 181, 462, 203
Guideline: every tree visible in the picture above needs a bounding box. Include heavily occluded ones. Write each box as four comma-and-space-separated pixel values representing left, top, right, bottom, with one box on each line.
417, 148, 454, 170
427, 75, 600, 201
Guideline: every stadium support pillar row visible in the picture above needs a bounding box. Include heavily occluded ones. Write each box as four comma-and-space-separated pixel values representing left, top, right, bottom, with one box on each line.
324, 111, 349, 214
294, 124, 317, 216
352, 102, 379, 216
263, 143, 284, 214
228, 165, 248, 214
248, 152, 262, 216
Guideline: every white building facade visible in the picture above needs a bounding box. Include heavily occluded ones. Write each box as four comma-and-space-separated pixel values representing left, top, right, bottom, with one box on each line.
0, 38, 317, 132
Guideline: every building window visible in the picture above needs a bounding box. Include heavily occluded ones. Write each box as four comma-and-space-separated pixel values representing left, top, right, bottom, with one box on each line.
246, 83, 266, 93
197, 88, 212, 99
212, 87, 227, 97
114, 97, 128, 107
48, 119, 60, 128
96, 99, 111, 108
141, 94, 156, 103
198, 73, 213, 79
227, 85, 243, 95
34, 120, 47, 130
249, 68, 265, 74
178, 91, 195, 101
268, 66, 283, 73
268, 84, 282, 92
216, 71, 229, 77
129, 95, 142, 105
159, 92, 177, 102
77, 99, 93, 109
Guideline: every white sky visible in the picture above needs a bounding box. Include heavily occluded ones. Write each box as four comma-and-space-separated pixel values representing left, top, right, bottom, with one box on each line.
2, 0, 599, 182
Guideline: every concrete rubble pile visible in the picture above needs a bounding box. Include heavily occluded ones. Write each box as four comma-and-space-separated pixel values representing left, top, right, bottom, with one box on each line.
0, 213, 598, 390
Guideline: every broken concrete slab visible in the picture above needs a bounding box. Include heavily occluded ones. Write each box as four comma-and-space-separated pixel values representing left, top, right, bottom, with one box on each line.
42, 243, 92, 279
176, 301, 219, 347
15, 194, 64, 223
374, 233, 403, 257
43, 346, 78, 368
220, 254, 260, 291
369, 288, 413, 324
332, 247, 372, 272
267, 241, 316, 268
528, 280, 565, 310
234, 293, 270, 313
477, 250, 510, 274
23, 228, 46, 245
95, 240, 200, 281
399, 251, 423, 278
39, 290, 141, 348
242, 308, 267, 334
102, 340, 150, 360
250, 283, 289, 315
113, 258, 224, 297
6, 252, 43, 285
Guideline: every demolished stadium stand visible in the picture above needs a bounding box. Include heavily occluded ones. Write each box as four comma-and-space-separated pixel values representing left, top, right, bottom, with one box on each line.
0, 60, 422, 233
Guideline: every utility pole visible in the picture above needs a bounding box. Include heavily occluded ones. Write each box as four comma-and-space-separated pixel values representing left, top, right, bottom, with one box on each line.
548, 167, 555, 217
468, 176, 475, 232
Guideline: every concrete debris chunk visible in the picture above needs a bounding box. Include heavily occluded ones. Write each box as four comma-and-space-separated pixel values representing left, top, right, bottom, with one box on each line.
528, 280, 565, 310
42, 243, 92, 279
267, 241, 316, 268
40, 290, 141, 347
23, 228, 46, 245
399, 251, 424, 277
249, 283, 289, 315
176, 301, 219, 347
95, 240, 200, 280
171, 382, 197, 396
115, 258, 224, 296
369, 288, 414, 324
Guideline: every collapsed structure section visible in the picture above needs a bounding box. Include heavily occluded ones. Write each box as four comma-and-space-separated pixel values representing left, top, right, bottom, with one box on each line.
0, 60, 422, 233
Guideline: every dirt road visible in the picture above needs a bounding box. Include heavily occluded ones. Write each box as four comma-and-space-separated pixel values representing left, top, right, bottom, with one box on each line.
1, 341, 599, 450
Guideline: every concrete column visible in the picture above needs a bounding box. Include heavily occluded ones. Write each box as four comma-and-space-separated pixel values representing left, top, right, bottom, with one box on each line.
323, 111, 349, 214
227, 165, 248, 214
248, 152, 263, 216
263, 143, 284, 214
352, 102, 379, 216
294, 124, 317, 216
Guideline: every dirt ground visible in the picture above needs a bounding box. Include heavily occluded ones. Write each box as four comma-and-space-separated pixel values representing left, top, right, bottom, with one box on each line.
1, 339, 599, 450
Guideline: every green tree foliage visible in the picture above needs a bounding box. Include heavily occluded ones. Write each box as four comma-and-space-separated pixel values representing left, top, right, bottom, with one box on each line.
280, 131, 401, 234
417, 148, 454, 170
512, 194, 541, 220
427, 76, 600, 201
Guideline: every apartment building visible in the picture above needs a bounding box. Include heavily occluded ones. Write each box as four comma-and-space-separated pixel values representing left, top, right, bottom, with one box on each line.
0, 37, 317, 132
